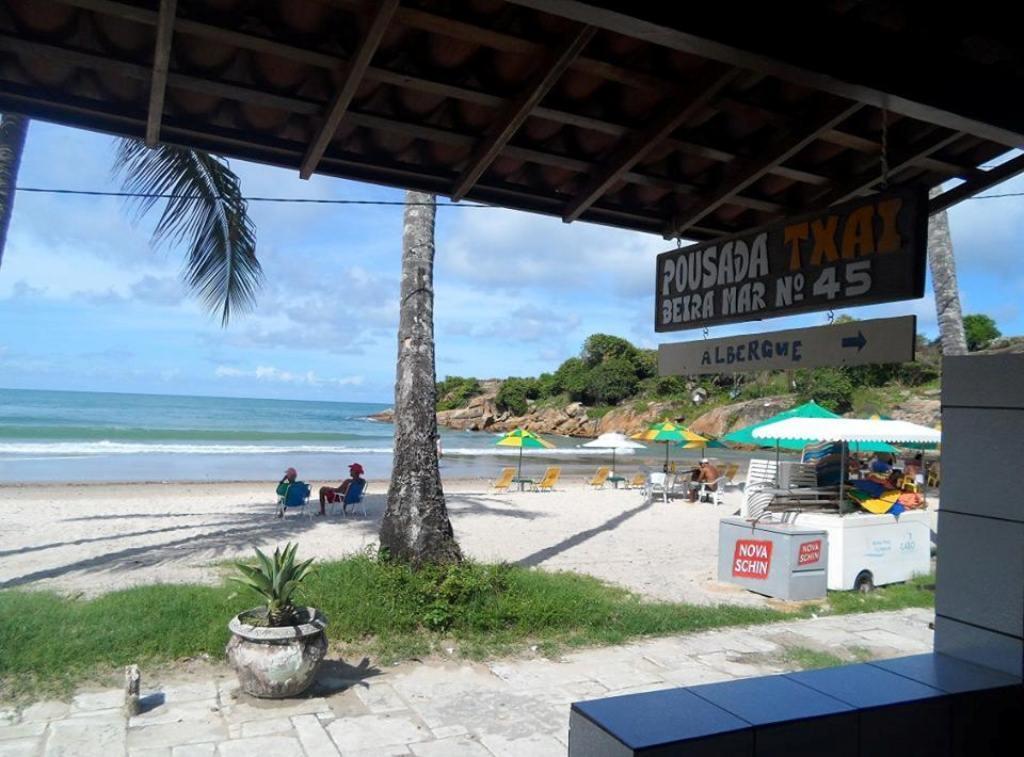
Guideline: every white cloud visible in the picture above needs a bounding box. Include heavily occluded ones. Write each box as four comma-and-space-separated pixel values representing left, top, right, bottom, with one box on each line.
130, 275, 185, 306
214, 364, 363, 387
440, 207, 668, 298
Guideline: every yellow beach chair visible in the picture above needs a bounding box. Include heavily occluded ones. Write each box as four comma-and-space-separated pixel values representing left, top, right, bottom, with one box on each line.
536, 466, 561, 492
491, 467, 515, 492
627, 472, 647, 489
723, 463, 740, 484
588, 466, 610, 488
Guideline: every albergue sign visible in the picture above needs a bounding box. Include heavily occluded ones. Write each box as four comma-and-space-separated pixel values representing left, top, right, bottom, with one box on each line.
655, 188, 927, 331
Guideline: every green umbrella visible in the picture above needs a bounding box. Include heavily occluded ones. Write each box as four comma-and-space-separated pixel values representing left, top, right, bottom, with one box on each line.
633, 421, 707, 471
495, 427, 554, 482
721, 401, 897, 454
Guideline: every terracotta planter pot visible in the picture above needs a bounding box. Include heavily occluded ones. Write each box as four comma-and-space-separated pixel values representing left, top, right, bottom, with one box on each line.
226, 607, 328, 698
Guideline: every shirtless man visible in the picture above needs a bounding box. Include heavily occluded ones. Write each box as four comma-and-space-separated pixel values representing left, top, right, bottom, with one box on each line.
690, 458, 720, 502
318, 462, 364, 515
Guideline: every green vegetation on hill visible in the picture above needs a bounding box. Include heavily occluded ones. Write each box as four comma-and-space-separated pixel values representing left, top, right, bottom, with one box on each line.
438, 319, 953, 417
963, 313, 1001, 351
436, 376, 482, 411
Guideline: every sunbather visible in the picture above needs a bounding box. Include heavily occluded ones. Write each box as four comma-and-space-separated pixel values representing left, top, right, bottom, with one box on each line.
319, 463, 364, 516
690, 458, 720, 501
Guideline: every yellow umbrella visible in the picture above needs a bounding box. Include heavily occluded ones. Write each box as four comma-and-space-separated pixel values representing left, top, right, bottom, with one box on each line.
632, 421, 708, 470
495, 428, 554, 482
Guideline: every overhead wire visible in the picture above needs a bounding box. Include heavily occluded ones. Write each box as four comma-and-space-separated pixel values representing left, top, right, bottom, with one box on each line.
11, 186, 1024, 203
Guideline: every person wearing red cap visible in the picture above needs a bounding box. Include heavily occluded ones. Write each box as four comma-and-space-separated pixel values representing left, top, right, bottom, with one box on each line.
318, 463, 364, 515
276, 467, 298, 496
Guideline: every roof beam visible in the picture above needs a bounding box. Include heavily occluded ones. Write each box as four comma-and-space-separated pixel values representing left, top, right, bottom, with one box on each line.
562, 66, 740, 223
506, 1, 1024, 147
811, 129, 966, 209
0, 33, 782, 215
298, 0, 399, 179
928, 154, 1024, 215
144, 0, 177, 146
668, 100, 863, 237
58, 0, 837, 190
452, 24, 595, 200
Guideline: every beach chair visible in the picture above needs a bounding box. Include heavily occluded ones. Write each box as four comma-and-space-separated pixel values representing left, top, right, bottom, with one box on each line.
739, 459, 778, 518
926, 463, 941, 487
277, 482, 311, 519
627, 472, 647, 489
723, 463, 740, 487
668, 471, 695, 500
644, 471, 669, 503
535, 466, 561, 492
329, 479, 368, 517
491, 467, 515, 492
697, 475, 728, 506
588, 466, 611, 489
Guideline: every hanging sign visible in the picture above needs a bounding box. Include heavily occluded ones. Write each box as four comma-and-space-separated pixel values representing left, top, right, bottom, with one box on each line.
655, 187, 927, 332
658, 316, 916, 375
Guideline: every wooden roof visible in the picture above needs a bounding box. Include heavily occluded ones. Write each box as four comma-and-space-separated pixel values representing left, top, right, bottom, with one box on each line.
1, 0, 1022, 239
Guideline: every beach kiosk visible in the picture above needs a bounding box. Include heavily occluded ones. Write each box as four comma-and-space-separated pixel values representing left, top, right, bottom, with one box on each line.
740, 417, 941, 592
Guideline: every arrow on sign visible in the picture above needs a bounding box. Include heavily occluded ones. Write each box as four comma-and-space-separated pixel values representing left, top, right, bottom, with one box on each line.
841, 331, 867, 352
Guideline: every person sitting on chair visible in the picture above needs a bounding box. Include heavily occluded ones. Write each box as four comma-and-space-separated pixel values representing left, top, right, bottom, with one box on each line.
276, 467, 297, 497
904, 453, 924, 484
690, 458, 720, 502
319, 463, 364, 515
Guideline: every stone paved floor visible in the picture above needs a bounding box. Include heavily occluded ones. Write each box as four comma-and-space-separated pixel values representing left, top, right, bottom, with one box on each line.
0, 608, 934, 756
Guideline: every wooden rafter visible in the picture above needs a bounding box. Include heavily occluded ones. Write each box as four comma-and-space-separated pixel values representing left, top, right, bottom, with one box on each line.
811, 129, 966, 209
0, 33, 787, 217
452, 24, 595, 201
929, 153, 1024, 215
504, 0, 1024, 147
298, 0, 399, 179
668, 100, 863, 237
562, 66, 740, 223
53, 0, 836, 191
144, 0, 177, 146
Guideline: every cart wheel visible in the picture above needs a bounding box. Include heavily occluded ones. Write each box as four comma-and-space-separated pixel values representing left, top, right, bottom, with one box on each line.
854, 571, 874, 593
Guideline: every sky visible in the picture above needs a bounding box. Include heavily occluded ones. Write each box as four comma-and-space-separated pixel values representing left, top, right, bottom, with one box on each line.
0, 121, 1021, 403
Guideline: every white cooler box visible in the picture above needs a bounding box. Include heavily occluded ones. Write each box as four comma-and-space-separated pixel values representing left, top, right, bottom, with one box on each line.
718, 518, 828, 600
787, 510, 931, 591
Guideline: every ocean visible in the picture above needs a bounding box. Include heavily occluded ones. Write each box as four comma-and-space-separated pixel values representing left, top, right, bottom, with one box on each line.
0, 388, 684, 484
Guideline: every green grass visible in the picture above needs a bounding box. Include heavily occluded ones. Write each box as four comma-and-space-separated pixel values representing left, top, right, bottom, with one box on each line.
0, 556, 936, 702
825, 572, 935, 615
779, 646, 846, 670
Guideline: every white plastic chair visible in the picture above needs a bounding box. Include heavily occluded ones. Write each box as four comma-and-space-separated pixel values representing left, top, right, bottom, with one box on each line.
739, 459, 779, 518
645, 472, 668, 504
698, 476, 727, 506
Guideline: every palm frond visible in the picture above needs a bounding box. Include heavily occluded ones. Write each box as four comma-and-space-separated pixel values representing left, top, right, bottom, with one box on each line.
112, 138, 262, 325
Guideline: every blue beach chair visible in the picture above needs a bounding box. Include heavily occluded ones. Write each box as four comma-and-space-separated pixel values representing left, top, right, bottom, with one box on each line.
277, 482, 311, 519
329, 479, 367, 517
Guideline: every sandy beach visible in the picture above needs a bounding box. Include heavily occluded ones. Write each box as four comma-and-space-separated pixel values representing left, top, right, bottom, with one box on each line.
0, 475, 773, 607
0, 475, 941, 606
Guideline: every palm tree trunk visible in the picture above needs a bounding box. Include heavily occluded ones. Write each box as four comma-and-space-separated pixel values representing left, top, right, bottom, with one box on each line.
379, 191, 461, 566
927, 187, 967, 356
0, 113, 30, 272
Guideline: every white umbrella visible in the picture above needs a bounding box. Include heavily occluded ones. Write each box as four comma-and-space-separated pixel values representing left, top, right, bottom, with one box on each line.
582, 432, 646, 473
751, 417, 941, 445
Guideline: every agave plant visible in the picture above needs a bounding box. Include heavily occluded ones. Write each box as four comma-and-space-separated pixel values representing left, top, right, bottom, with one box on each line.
231, 543, 315, 627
